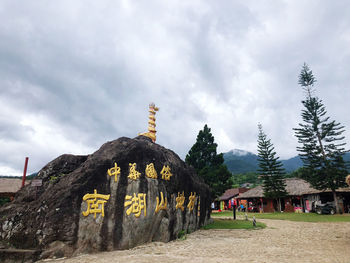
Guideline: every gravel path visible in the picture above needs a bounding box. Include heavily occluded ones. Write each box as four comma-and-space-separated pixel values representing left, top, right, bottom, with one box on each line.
41, 219, 350, 263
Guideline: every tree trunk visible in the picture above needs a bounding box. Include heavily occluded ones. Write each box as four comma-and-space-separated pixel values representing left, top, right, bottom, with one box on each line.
332, 190, 341, 214
300, 196, 304, 212
278, 198, 282, 212
275, 198, 281, 212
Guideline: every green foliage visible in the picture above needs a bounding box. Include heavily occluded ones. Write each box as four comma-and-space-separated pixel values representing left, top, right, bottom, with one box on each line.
198, 164, 233, 198
49, 176, 58, 183
294, 64, 348, 193
177, 230, 187, 240
26, 172, 38, 180
257, 124, 287, 201
186, 124, 232, 199
286, 167, 309, 178
231, 172, 261, 187
49, 173, 66, 184
0, 175, 21, 179
186, 124, 223, 170
0, 172, 37, 180
298, 63, 317, 89
202, 219, 266, 229
0, 197, 11, 206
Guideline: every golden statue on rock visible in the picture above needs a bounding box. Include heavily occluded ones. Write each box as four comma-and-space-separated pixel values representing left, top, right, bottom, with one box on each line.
139, 103, 159, 142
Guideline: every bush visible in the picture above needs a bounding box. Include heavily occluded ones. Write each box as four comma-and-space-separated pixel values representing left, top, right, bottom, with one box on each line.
177, 230, 187, 240
0, 197, 11, 206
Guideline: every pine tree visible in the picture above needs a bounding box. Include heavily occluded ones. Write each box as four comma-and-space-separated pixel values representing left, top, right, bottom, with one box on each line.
186, 124, 232, 198
257, 124, 287, 212
294, 63, 348, 213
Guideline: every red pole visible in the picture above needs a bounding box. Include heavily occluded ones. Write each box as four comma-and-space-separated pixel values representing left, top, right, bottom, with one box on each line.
21, 157, 29, 188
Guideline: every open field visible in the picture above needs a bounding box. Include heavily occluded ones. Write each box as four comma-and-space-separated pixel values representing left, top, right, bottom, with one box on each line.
212, 211, 350, 222
42, 218, 350, 263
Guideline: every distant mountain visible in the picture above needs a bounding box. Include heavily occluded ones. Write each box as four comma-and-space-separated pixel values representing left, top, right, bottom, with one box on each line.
281, 156, 303, 173
223, 150, 259, 174
344, 152, 350, 162
224, 149, 303, 174
224, 149, 350, 175
0, 172, 38, 179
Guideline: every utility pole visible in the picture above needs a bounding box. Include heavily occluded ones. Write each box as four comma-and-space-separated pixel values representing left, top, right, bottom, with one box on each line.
21, 157, 29, 188
233, 198, 236, 220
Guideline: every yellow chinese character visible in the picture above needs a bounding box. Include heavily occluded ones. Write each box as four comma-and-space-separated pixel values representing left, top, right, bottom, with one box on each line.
108, 162, 121, 182
187, 192, 196, 211
124, 193, 147, 217
128, 163, 141, 180
145, 163, 157, 179
175, 191, 185, 211
155, 192, 168, 213
160, 165, 172, 181
82, 189, 110, 218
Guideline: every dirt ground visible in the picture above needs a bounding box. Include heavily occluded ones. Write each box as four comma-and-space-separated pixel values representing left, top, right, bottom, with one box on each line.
41, 219, 350, 263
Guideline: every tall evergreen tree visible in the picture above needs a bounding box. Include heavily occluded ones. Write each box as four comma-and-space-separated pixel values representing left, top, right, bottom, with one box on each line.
257, 124, 287, 212
294, 63, 348, 213
186, 124, 232, 199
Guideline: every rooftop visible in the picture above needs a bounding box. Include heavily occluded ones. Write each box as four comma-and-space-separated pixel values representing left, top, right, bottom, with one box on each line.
219, 188, 248, 201
238, 178, 350, 199
0, 178, 28, 194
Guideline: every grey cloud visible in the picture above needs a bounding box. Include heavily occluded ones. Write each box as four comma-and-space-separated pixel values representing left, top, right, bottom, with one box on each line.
0, 118, 34, 141
0, 0, 350, 175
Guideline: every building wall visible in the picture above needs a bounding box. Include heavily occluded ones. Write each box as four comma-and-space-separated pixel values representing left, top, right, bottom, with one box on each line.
263, 199, 274, 212
284, 197, 295, 212
260, 197, 299, 213
240, 196, 309, 213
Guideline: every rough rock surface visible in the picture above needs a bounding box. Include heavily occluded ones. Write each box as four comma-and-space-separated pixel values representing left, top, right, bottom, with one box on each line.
0, 136, 211, 259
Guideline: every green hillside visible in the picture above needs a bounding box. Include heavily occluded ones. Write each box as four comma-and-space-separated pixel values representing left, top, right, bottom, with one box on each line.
223, 149, 350, 175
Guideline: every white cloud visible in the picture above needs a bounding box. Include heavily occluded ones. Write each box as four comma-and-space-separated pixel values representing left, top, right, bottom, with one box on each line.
1, 0, 350, 174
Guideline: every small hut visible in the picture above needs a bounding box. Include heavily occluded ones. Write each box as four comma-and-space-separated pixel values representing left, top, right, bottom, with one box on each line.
0, 178, 26, 201
216, 188, 248, 210
236, 178, 350, 213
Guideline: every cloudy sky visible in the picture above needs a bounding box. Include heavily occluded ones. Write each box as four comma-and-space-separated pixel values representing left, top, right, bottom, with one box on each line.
1, 1, 350, 176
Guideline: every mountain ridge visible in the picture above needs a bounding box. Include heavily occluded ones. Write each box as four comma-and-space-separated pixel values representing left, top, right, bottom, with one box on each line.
223, 149, 350, 174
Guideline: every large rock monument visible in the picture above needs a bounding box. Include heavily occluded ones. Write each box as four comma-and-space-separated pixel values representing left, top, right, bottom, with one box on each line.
0, 135, 211, 260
